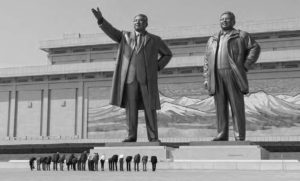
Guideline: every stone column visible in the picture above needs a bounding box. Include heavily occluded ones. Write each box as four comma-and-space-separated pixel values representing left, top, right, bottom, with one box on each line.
76, 80, 84, 138
41, 83, 50, 137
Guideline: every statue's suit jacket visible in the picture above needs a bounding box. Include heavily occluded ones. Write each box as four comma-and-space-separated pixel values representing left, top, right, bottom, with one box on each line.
99, 19, 172, 110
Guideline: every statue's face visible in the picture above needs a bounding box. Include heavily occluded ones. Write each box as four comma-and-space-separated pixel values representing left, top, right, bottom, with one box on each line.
220, 13, 235, 31
133, 15, 148, 32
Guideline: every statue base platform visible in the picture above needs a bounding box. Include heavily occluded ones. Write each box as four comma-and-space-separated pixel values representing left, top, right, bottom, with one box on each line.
90, 141, 269, 161
172, 142, 269, 160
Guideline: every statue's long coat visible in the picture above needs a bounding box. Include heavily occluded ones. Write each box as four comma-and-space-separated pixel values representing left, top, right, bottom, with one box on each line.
100, 19, 172, 110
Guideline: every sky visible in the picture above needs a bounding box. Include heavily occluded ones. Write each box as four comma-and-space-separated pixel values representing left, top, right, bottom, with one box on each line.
0, 0, 300, 68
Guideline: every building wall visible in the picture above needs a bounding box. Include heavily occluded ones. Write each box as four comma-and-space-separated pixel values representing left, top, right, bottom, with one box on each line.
49, 88, 76, 137
47, 35, 300, 67
0, 67, 299, 140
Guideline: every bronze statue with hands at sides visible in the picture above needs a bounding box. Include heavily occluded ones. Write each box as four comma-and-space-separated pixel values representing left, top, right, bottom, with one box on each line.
204, 11, 260, 141
92, 7, 172, 142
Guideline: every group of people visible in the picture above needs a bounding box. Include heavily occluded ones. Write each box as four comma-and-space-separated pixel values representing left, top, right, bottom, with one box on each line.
29, 152, 63, 171
29, 151, 158, 172
29, 152, 85, 171
107, 154, 157, 172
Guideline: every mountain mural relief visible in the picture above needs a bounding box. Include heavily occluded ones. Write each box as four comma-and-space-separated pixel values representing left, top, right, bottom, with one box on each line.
87, 91, 300, 138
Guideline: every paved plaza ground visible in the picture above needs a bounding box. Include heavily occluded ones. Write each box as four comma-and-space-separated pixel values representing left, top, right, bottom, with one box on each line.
0, 169, 300, 181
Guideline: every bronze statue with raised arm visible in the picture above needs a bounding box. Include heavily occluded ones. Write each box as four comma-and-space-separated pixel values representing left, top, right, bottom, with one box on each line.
92, 7, 172, 142
204, 11, 260, 141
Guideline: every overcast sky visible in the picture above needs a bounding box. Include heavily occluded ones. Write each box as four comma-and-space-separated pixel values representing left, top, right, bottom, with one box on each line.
0, 0, 299, 68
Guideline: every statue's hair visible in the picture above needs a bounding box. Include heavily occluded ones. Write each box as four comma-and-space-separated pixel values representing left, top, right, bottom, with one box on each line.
134, 14, 148, 23
221, 11, 236, 21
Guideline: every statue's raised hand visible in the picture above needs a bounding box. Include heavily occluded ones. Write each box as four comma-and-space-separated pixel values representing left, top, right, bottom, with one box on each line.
91, 7, 103, 21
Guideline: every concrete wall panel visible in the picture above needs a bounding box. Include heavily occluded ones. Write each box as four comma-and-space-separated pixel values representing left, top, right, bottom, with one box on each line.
49, 89, 76, 137
16, 90, 42, 137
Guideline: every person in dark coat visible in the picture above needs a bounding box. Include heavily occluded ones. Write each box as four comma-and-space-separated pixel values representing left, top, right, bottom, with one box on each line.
41, 157, 47, 171
108, 157, 113, 171
78, 153, 83, 171
77, 156, 82, 171
36, 157, 42, 171
58, 154, 65, 171
66, 154, 75, 171
44, 156, 49, 171
93, 153, 99, 171
80, 151, 88, 171
88, 153, 94, 171
142, 155, 148, 171
29, 157, 36, 171
72, 156, 78, 171
119, 154, 124, 171
134, 154, 141, 171
52, 152, 60, 171
150, 156, 157, 171
46, 156, 52, 171
111, 154, 118, 171
125, 156, 133, 171
91, 7, 172, 143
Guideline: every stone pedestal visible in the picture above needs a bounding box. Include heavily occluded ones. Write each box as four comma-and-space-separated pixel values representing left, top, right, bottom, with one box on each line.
172, 145, 269, 160
90, 142, 170, 161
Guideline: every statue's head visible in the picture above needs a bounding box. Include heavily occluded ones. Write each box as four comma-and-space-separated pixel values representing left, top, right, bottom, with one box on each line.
133, 14, 148, 33
220, 11, 235, 31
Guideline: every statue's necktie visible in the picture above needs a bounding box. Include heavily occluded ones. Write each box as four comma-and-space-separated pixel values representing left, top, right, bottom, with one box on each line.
136, 34, 142, 51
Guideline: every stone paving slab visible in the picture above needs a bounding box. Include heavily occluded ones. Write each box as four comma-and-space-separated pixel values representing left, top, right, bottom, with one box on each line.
0, 169, 300, 181
172, 145, 268, 160
3, 159, 300, 171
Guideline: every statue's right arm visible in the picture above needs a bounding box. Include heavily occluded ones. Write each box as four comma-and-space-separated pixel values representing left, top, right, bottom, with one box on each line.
92, 7, 122, 43
99, 18, 122, 43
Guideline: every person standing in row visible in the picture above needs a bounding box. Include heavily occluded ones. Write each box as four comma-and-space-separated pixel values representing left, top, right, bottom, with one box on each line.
58, 154, 65, 171
80, 151, 88, 171
100, 154, 106, 171
150, 156, 157, 171
52, 152, 60, 171
93, 153, 99, 171
119, 154, 124, 171
142, 155, 148, 171
29, 157, 36, 171
108, 157, 113, 171
41, 157, 47, 171
46, 156, 52, 171
112, 154, 119, 171
88, 153, 94, 171
126, 156, 133, 171
66, 154, 75, 171
134, 154, 140, 171
36, 157, 42, 171
72, 156, 78, 171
